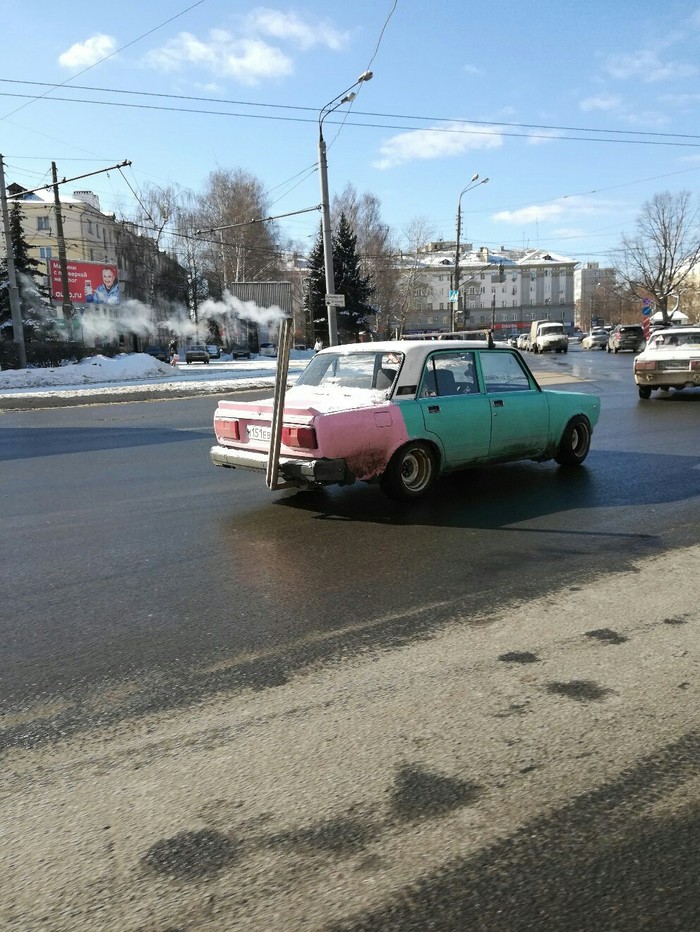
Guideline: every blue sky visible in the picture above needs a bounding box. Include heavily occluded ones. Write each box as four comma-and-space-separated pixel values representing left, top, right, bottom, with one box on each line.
3, 0, 700, 263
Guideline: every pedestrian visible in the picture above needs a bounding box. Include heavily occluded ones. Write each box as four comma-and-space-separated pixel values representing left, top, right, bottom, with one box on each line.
169, 339, 178, 365
314, 338, 323, 353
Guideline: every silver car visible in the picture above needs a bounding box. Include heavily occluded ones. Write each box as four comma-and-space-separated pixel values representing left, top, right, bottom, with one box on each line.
581, 329, 609, 350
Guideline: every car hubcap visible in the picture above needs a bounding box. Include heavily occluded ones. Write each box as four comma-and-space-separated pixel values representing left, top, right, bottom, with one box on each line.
401, 448, 431, 492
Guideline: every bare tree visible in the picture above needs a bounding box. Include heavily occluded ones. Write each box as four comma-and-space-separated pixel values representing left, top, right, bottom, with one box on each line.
614, 190, 700, 324
392, 216, 435, 337
198, 169, 281, 291
332, 184, 400, 337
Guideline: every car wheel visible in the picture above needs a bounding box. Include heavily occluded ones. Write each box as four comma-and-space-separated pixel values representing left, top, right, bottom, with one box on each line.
638, 386, 652, 399
380, 441, 436, 501
555, 415, 592, 467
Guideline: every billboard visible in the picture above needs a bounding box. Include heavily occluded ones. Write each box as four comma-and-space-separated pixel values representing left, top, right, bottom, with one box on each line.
48, 259, 121, 305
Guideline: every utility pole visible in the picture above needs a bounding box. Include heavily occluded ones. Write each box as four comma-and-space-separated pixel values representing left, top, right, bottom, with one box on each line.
0, 154, 27, 367
51, 161, 74, 328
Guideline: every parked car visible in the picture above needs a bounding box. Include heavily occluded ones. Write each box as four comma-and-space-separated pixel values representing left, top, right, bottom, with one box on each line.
185, 344, 210, 364
516, 333, 531, 350
633, 326, 700, 399
206, 344, 221, 359
229, 343, 251, 359
144, 345, 169, 363
258, 342, 277, 357
211, 340, 601, 502
607, 324, 646, 354
581, 328, 609, 350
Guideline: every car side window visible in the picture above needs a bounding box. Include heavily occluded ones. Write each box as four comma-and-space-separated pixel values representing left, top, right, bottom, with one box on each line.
480, 352, 532, 393
420, 352, 478, 397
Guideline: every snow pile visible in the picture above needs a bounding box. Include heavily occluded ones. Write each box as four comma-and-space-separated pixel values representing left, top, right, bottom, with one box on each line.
0, 353, 179, 390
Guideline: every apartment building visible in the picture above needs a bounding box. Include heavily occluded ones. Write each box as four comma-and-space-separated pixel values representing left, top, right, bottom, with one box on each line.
397, 242, 577, 336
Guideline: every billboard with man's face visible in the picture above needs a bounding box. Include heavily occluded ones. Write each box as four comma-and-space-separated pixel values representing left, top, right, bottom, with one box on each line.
48, 259, 121, 305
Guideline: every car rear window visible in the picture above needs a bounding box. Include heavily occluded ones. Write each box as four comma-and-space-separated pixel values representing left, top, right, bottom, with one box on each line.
295, 351, 404, 392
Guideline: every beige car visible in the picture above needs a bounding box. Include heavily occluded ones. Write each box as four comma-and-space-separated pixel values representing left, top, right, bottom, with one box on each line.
634, 327, 700, 399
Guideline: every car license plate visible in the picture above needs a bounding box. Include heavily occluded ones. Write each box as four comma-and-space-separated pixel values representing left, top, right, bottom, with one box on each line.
247, 425, 271, 442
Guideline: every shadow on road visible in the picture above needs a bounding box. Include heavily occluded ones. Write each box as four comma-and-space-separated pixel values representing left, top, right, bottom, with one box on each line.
277, 450, 697, 535
330, 730, 700, 932
0, 426, 211, 462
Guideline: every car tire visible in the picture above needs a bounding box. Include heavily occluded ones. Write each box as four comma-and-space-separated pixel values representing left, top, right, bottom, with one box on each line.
638, 386, 652, 400
555, 415, 592, 467
380, 441, 436, 501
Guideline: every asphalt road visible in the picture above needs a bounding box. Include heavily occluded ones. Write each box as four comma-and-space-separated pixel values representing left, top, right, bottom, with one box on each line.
1, 345, 698, 930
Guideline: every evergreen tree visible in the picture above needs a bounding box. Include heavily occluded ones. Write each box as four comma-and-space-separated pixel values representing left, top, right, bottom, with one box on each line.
333, 213, 374, 342
0, 201, 53, 339
303, 225, 328, 344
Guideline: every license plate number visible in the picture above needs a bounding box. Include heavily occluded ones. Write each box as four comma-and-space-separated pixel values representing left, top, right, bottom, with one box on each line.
247, 425, 271, 442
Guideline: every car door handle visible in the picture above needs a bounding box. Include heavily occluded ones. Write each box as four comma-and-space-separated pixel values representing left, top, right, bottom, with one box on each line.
428, 404, 440, 413
493, 399, 504, 407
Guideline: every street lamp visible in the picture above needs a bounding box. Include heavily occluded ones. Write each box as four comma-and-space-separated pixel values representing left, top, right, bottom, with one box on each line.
318, 70, 373, 346
452, 174, 489, 332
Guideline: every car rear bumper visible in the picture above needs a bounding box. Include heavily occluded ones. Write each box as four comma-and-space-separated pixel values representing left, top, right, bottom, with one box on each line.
635, 372, 700, 389
210, 445, 352, 484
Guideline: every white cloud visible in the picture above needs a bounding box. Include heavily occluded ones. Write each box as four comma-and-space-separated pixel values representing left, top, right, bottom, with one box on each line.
145, 31, 293, 84
526, 129, 563, 146
493, 196, 608, 226
603, 49, 697, 83
58, 34, 117, 69
374, 122, 503, 169
246, 8, 347, 50
579, 94, 622, 112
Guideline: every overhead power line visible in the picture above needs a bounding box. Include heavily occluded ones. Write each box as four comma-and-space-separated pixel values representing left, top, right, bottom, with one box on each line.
2, 79, 700, 146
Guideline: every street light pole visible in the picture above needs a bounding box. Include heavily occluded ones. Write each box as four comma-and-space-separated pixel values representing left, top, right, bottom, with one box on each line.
452, 174, 489, 332
318, 71, 372, 346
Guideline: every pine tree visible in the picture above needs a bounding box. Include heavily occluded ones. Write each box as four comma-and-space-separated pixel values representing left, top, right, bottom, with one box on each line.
333, 213, 374, 342
303, 225, 328, 345
0, 201, 53, 339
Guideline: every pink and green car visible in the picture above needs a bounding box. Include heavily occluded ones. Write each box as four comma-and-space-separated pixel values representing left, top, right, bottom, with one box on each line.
210, 340, 601, 501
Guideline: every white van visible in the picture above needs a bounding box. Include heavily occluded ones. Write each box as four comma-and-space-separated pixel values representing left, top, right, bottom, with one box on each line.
529, 320, 568, 354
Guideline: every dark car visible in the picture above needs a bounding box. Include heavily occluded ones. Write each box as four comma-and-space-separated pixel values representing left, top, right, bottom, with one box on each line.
185, 344, 210, 364
206, 344, 221, 359
607, 324, 646, 354
230, 343, 252, 359
145, 345, 169, 363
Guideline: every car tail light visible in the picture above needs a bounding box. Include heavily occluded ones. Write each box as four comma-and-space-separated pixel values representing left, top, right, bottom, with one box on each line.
635, 360, 656, 371
282, 425, 317, 449
217, 418, 240, 440
690, 359, 700, 371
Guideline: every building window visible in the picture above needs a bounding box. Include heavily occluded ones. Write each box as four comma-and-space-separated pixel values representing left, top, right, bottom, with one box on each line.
87, 220, 93, 234
427, 303, 433, 311
37, 216, 50, 231
39, 247, 53, 259
439, 303, 444, 310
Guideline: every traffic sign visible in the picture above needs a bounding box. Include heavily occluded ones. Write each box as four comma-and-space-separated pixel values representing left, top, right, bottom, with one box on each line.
325, 293, 345, 307
642, 306, 652, 317
449, 289, 459, 303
